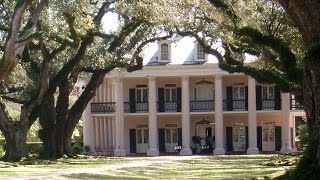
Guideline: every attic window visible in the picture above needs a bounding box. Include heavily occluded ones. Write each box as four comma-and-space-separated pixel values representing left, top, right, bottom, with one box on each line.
161, 43, 169, 60
197, 43, 205, 60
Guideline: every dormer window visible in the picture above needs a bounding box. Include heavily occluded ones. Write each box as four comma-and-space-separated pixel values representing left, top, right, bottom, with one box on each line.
194, 42, 207, 62
197, 43, 205, 60
158, 40, 171, 63
161, 43, 169, 60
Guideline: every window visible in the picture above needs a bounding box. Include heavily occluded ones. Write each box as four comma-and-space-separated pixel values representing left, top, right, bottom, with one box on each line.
197, 43, 205, 60
161, 43, 169, 60
165, 84, 176, 102
137, 128, 148, 144
136, 87, 148, 102
233, 86, 245, 100
262, 85, 274, 99
165, 128, 177, 143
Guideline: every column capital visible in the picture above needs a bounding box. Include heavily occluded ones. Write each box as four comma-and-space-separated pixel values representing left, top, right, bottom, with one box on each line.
147, 76, 156, 81
181, 75, 190, 81
214, 74, 223, 80
248, 76, 256, 81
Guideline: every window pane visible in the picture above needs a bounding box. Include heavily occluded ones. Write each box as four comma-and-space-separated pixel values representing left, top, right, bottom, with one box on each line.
161, 43, 169, 60
144, 129, 149, 144
172, 89, 177, 101
137, 90, 142, 102
166, 129, 171, 143
233, 87, 239, 100
165, 89, 170, 101
143, 89, 148, 102
269, 86, 274, 99
262, 86, 268, 99
240, 87, 245, 99
172, 129, 177, 143
197, 44, 205, 59
137, 130, 142, 144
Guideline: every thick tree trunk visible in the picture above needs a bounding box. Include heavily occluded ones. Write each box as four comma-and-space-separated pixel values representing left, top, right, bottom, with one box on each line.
39, 94, 57, 158
55, 77, 70, 157
0, 101, 28, 162
1, 123, 28, 162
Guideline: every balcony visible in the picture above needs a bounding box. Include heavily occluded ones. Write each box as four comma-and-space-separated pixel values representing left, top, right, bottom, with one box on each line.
91, 99, 302, 113
290, 99, 303, 110
223, 100, 247, 111
190, 100, 214, 112
91, 102, 116, 113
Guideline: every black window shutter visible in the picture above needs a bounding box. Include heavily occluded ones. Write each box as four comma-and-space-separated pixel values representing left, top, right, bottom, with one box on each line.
245, 86, 248, 110
158, 88, 165, 112
226, 127, 233, 151
129, 129, 136, 153
129, 88, 136, 113
178, 128, 182, 146
177, 88, 182, 112
274, 86, 281, 110
257, 127, 262, 151
275, 126, 282, 151
226, 86, 233, 111
256, 86, 262, 110
158, 128, 166, 153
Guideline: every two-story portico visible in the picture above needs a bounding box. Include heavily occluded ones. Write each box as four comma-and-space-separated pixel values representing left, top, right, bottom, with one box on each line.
82, 36, 305, 156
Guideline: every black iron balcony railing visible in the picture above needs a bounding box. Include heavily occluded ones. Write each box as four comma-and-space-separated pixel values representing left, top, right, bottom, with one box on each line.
223, 100, 247, 111
136, 102, 148, 112
290, 99, 303, 110
164, 101, 177, 112
91, 102, 116, 113
91, 98, 303, 113
190, 100, 214, 112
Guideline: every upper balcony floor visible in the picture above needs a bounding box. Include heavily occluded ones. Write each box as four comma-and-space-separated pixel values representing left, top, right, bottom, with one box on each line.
90, 74, 303, 114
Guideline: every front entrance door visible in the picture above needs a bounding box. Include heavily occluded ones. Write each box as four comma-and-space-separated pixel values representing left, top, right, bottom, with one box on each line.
233, 123, 246, 151
165, 128, 178, 152
262, 122, 275, 151
136, 128, 148, 153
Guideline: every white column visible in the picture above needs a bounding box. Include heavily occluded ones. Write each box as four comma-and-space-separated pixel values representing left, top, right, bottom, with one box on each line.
214, 75, 225, 155
104, 118, 108, 151
114, 77, 126, 156
107, 83, 113, 150
292, 115, 297, 152
83, 99, 93, 149
247, 77, 259, 154
95, 118, 100, 150
280, 93, 293, 153
147, 76, 159, 156
98, 85, 105, 150
180, 76, 192, 156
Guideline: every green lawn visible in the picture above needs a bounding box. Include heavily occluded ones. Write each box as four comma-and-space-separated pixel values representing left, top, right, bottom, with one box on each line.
0, 155, 297, 179
0, 156, 147, 177
55, 155, 294, 180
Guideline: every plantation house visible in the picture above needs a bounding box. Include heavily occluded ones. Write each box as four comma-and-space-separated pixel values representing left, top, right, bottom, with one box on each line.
82, 36, 305, 156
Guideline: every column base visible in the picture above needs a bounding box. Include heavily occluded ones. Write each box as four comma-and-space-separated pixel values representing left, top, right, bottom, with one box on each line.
114, 149, 126, 157
180, 148, 192, 156
292, 147, 297, 152
247, 147, 259, 155
280, 147, 293, 154
147, 148, 159, 156
213, 148, 225, 155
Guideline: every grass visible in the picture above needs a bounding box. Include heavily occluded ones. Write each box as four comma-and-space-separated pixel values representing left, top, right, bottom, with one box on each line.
0, 155, 149, 177
47, 155, 297, 180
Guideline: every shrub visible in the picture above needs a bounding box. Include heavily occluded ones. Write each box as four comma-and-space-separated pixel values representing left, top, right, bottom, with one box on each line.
27, 142, 43, 155
72, 144, 82, 155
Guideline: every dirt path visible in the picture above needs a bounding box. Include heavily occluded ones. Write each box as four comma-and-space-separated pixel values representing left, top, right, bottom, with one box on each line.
2, 156, 199, 180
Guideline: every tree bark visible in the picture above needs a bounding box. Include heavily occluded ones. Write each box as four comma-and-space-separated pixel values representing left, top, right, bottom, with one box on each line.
39, 94, 56, 158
